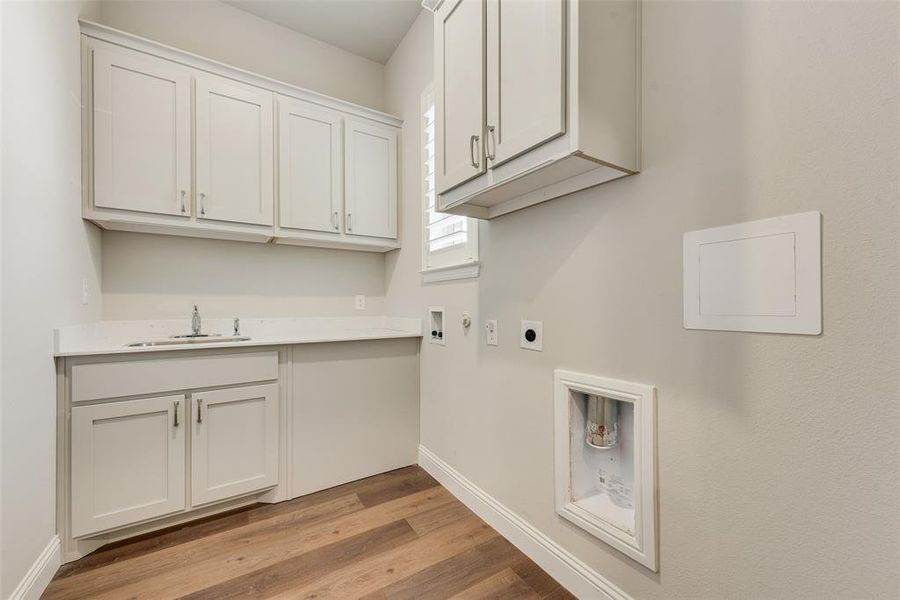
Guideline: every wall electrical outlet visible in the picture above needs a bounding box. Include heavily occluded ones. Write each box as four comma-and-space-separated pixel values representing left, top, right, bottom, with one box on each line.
485, 320, 498, 346
520, 320, 543, 351
354, 295, 366, 310
81, 278, 89, 305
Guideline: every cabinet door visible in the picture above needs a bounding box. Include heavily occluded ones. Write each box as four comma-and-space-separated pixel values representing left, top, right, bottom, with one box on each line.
344, 119, 398, 240
486, 0, 565, 166
92, 42, 191, 217
278, 97, 343, 234
71, 395, 186, 538
435, 0, 486, 193
191, 384, 278, 506
196, 75, 274, 226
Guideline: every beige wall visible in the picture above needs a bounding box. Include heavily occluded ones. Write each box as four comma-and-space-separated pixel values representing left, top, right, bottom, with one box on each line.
96, 0, 385, 110
385, 3, 900, 599
94, 0, 390, 320
1, 1, 103, 595
102, 232, 386, 319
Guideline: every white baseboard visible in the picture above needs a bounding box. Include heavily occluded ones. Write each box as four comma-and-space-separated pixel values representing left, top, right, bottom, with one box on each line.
8, 535, 60, 600
418, 446, 633, 600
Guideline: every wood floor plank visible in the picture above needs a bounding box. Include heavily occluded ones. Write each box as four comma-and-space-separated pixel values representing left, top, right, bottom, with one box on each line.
180, 520, 419, 600
511, 557, 578, 599
450, 568, 541, 600
404, 496, 478, 537
52, 487, 452, 600
359, 535, 524, 600
44, 467, 569, 600
53, 467, 428, 581
266, 513, 497, 600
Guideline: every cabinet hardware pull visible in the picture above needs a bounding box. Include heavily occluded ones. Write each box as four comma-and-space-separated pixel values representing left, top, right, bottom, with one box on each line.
173, 400, 180, 427
470, 134, 480, 169
179, 190, 187, 214
200, 192, 206, 216
347, 213, 352, 231
197, 399, 203, 424
486, 125, 496, 161
333, 211, 339, 230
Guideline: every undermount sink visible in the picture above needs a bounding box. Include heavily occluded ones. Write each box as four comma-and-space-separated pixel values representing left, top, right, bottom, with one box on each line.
126, 336, 252, 347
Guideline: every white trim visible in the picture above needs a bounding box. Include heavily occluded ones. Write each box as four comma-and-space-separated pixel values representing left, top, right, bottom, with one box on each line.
418, 446, 633, 600
420, 84, 479, 274
421, 261, 480, 283
8, 536, 60, 600
554, 371, 658, 572
78, 20, 401, 128
683, 211, 822, 335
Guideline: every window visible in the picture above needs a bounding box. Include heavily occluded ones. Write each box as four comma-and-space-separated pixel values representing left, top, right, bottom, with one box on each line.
421, 86, 479, 283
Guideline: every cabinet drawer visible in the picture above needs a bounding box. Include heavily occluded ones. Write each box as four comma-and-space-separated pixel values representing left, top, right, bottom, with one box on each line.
72, 351, 278, 403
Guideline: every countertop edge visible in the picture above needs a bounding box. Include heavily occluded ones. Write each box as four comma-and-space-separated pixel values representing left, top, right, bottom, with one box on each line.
54, 329, 423, 358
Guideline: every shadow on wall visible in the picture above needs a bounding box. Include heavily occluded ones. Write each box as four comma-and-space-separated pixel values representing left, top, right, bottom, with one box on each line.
100, 230, 387, 318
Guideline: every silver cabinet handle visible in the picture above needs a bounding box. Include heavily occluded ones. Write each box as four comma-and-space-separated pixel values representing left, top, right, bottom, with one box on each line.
470, 134, 480, 169
347, 213, 352, 231
333, 211, 339, 230
196, 398, 203, 424
486, 125, 496, 161
179, 190, 187, 214
199, 192, 206, 216
173, 400, 180, 427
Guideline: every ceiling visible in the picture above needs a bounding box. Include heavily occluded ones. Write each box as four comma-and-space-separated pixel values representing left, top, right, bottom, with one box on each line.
225, 0, 423, 64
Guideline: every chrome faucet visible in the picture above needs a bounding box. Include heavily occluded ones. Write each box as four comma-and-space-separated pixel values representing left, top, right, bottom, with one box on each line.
233, 317, 240, 336
191, 305, 201, 336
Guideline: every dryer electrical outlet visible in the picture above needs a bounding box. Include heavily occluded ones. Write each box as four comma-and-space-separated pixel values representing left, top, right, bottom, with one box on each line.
520, 320, 543, 351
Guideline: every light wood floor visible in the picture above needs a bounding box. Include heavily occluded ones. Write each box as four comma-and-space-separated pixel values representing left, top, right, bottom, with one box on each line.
43, 466, 575, 599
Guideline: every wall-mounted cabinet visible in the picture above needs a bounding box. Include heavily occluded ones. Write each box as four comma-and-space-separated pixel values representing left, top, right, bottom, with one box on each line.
195, 75, 274, 227
434, 0, 640, 219
81, 20, 401, 252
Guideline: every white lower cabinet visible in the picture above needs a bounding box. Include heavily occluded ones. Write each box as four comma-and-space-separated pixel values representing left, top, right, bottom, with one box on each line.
71, 395, 186, 538
191, 384, 279, 506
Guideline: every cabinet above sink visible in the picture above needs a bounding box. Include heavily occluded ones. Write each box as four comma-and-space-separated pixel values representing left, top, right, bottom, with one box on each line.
80, 20, 401, 252
432, 0, 641, 219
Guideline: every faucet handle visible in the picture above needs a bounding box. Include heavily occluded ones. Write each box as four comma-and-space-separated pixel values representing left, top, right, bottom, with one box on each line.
233, 317, 240, 336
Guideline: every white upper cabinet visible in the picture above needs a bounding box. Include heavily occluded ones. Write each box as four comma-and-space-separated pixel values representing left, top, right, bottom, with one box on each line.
435, 0, 486, 194
71, 395, 186, 538
81, 21, 401, 251
434, 0, 641, 219
195, 75, 274, 226
486, 0, 566, 166
191, 384, 279, 506
344, 119, 398, 240
91, 40, 191, 217
277, 96, 343, 234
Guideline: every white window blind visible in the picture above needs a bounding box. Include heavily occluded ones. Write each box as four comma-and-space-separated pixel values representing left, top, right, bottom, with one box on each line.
422, 88, 478, 278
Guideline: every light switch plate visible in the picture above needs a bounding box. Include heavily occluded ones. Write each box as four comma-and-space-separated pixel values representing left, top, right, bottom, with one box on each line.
683, 211, 821, 334
520, 320, 543, 351
354, 295, 366, 310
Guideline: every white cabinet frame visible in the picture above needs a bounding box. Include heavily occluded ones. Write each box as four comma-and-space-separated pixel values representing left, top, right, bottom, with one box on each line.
344, 119, 399, 240
71, 394, 186, 538
277, 97, 344, 235
91, 41, 192, 217
191, 384, 280, 506
195, 75, 274, 227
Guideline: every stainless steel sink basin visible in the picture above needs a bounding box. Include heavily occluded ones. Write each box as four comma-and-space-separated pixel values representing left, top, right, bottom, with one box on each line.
127, 336, 251, 348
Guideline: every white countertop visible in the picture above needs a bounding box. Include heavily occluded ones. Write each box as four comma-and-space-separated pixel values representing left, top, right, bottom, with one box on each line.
54, 316, 422, 357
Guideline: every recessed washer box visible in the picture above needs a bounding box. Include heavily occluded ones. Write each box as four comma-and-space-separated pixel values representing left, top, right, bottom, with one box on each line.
683, 211, 821, 335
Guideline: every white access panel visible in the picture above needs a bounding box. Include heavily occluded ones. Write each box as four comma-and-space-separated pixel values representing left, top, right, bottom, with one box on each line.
683, 211, 821, 334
